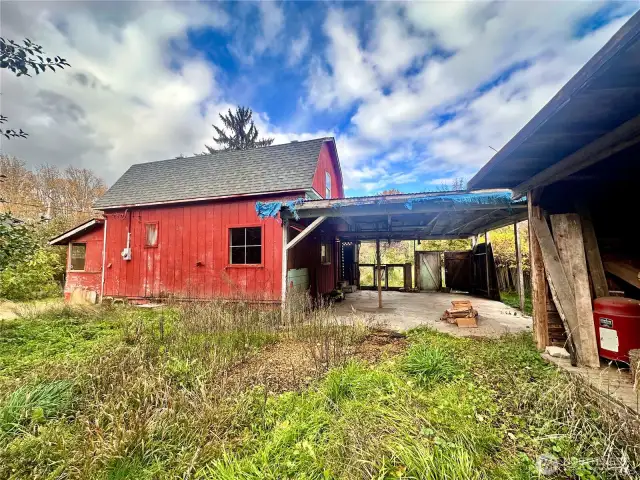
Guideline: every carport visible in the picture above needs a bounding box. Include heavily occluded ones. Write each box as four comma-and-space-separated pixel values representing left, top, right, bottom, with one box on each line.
280, 190, 527, 311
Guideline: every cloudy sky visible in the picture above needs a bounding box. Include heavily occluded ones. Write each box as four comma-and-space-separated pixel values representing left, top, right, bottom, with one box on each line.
1, 1, 637, 196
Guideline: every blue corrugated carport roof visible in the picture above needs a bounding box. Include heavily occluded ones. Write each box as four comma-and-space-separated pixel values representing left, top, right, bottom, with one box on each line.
468, 10, 640, 191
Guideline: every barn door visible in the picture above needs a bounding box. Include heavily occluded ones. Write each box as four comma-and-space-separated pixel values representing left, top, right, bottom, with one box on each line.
415, 251, 441, 291
444, 251, 472, 292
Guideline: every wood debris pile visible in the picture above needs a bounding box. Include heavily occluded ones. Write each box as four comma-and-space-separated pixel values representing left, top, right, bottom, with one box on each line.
441, 300, 478, 328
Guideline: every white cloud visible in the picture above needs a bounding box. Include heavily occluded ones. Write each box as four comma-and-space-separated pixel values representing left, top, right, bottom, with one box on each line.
367, 4, 428, 82
1, 1, 229, 182
1, 0, 635, 199
307, 8, 378, 109
254, 1, 285, 55
306, 1, 636, 193
288, 28, 310, 66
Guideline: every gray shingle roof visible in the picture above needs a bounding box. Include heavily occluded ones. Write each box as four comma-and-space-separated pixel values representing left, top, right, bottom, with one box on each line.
95, 138, 332, 209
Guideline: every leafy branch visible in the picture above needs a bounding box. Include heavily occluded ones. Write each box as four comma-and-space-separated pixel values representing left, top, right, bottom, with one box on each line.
0, 37, 70, 140
0, 37, 70, 76
0, 115, 27, 140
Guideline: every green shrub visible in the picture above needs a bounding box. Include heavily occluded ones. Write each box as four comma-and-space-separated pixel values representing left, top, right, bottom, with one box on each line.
0, 248, 63, 301
402, 344, 460, 385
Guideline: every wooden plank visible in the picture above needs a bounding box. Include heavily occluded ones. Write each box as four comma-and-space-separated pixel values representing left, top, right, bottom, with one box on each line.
575, 202, 609, 298
550, 214, 600, 368
529, 210, 578, 363
514, 222, 525, 313
512, 114, 640, 198
603, 261, 640, 289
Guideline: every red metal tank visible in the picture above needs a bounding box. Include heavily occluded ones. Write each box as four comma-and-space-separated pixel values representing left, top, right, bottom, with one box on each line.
593, 297, 640, 363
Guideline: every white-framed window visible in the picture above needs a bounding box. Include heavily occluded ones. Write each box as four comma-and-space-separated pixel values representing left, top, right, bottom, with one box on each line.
70, 243, 86, 271
325, 171, 332, 199
145, 222, 159, 247
321, 241, 331, 265
229, 226, 262, 265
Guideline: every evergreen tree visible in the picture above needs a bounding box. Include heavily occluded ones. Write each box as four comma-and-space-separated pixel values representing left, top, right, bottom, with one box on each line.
205, 106, 274, 153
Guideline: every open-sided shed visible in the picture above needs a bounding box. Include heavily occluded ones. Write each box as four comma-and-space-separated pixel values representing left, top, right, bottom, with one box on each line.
469, 11, 640, 370
277, 190, 527, 307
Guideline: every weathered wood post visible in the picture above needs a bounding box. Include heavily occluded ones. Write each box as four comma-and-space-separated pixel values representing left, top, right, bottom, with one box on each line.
514, 222, 525, 312
528, 194, 549, 350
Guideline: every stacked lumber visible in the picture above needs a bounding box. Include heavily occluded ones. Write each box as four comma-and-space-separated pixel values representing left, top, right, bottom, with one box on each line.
441, 300, 478, 328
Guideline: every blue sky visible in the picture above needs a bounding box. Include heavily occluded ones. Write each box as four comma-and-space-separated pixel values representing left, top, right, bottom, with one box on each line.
2, 1, 637, 197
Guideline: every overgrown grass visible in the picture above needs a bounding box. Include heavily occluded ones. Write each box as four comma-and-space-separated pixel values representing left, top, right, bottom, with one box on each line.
196, 330, 640, 479
0, 305, 128, 382
1, 300, 638, 479
500, 290, 533, 315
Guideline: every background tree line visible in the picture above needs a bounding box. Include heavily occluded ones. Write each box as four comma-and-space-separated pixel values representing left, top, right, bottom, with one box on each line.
0, 155, 106, 300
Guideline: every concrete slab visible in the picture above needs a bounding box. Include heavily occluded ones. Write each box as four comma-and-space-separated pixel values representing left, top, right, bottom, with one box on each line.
335, 290, 531, 338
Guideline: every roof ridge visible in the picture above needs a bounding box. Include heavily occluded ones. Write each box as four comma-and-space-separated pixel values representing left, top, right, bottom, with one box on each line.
131, 136, 333, 168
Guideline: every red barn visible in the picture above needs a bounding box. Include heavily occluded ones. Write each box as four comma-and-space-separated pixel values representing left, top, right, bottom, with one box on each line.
50, 138, 344, 303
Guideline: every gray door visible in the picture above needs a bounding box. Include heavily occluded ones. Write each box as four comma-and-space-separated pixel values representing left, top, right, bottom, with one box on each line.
415, 251, 442, 291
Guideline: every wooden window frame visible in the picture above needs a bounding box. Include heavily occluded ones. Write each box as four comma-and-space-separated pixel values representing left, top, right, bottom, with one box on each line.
227, 224, 264, 268
144, 222, 159, 248
325, 170, 332, 199
321, 241, 332, 265
69, 242, 87, 272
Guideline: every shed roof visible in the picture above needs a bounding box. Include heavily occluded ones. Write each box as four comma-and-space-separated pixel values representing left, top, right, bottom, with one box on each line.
468, 11, 640, 192
284, 190, 527, 240
49, 218, 104, 245
95, 138, 334, 209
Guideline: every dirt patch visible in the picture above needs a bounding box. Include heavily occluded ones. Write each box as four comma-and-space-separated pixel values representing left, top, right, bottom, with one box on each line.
354, 329, 408, 363
222, 329, 408, 395
222, 340, 317, 394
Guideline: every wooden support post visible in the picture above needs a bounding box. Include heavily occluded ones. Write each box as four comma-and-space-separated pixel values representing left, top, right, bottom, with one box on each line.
550, 214, 600, 368
376, 238, 382, 308
514, 222, 525, 313
403, 263, 412, 291
528, 196, 548, 350
575, 202, 608, 298
484, 231, 491, 298
530, 212, 580, 365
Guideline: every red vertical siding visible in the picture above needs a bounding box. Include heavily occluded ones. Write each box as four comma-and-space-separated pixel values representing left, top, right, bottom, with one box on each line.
312, 143, 344, 199
63, 225, 104, 300
102, 195, 291, 302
